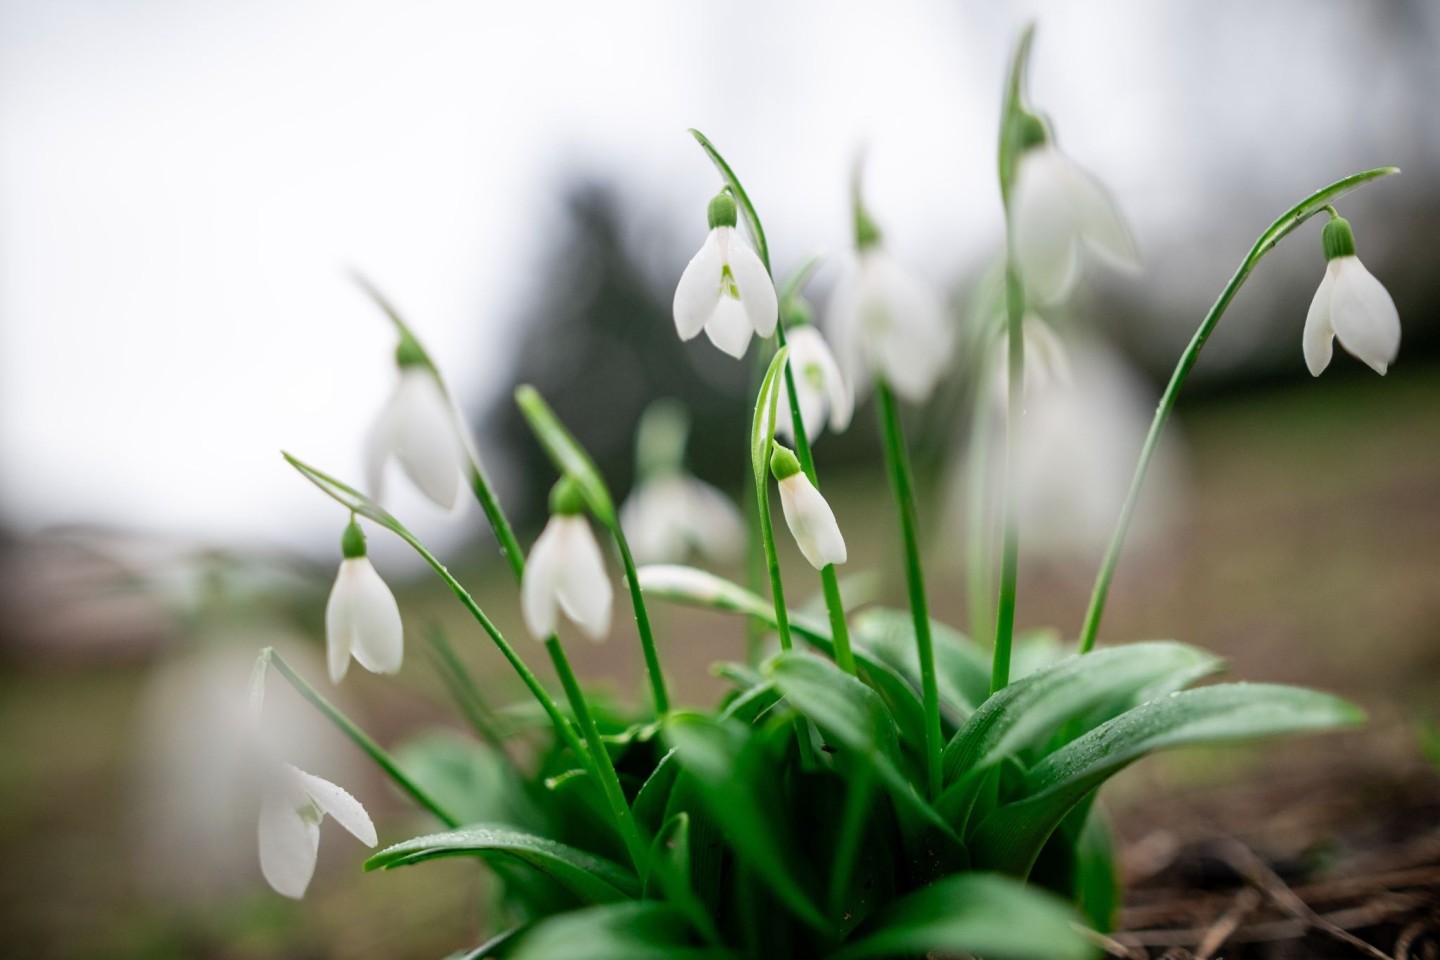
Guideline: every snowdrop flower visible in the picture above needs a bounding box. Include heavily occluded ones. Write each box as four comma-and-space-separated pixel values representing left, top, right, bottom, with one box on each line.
325, 521, 403, 683
776, 318, 853, 444
1010, 116, 1138, 306
258, 762, 377, 899
827, 241, 954, 404
365, 336, 469, 511
770, 443, 847, 569
1303, 214, 1401, 376
990, 314, 1072, 404
621, 474, 744, 565
673, 192, 778, 358
522, 479, 613, 641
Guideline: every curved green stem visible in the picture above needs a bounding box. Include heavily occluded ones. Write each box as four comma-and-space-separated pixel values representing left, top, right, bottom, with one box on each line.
1076, 166, 1400, 654
609, 525, 670, 714
265, 650, 460, 828
990, 262, 1024, 693
467, 461, 525, 582
875, 382, 941, 800
544, 637, 651, 872
774, 323, 856, 676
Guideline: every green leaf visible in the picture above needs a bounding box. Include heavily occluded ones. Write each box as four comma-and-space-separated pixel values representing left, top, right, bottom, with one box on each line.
689, 129, 770, 273
833, 873, 1093, 960
971, 683, 1364, 876
663, 712, 828, 931
515, 385, 618, 528
852, 608, 991, 717
365, 824, 640, 904
1251, 167, 1400, 262
395, 731, 540, 829
643, 812, 691, 898
767, 653, 956, 840
282, 451, 401, 532
997, 23, 1038, 209
942, 642, 1222, 787
750, 347, 789, 491
503, 902, 737, 960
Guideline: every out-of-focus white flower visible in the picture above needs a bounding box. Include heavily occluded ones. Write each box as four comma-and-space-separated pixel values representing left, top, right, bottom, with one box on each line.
1303, 215, 1400, 376
325, 522, 403, 683
258, 762, 377, 899
776, 324, 853, 444
621, 474, 744, 566
1011, 139, 1137, 306
636, 564, 732, 606
673, 192, 778, 358
522, 480, 613, 641
827, 247, 954, 404
771, 444, 847, 569
990, 315, 1072, 403
366, 357, 469, 511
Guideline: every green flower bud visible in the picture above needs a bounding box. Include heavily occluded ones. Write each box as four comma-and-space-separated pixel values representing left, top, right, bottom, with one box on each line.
340, 519, 367, 559
707, 192, 739, 230
1321, 215, 1356, 261
549, 476, 588, 517
769, 442, 802, 482
1014, 111, 1048, 154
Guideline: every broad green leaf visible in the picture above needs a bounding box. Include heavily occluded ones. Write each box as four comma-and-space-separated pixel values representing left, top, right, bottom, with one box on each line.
514, 385, 617, 528
833, 873, 1093, 960
643, 813, 691, 897
1072, 804, 1120, 934
396, 731, 540, 830
452, 925, 525, 960
663, 713, 827, 930
504, 902, 737, 960
365, 824, 640, 904
852, 608, 991, 717
971, 683, 1364, 875
942, 642, 1222, 787
632, 748, 680, 835
767, 653, 956, 839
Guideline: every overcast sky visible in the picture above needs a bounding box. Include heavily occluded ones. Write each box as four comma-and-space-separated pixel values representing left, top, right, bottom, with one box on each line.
0, 0, 1430, 557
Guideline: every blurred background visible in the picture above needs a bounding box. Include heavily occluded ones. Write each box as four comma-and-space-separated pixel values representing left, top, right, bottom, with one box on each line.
2, 1, 1438, 957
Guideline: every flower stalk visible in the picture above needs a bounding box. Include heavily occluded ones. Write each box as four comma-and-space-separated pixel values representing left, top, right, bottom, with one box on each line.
1076, 166, 1400, 654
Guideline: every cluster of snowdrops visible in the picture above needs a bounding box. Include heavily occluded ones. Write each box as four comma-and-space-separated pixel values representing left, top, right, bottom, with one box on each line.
246, 28, 1401, 960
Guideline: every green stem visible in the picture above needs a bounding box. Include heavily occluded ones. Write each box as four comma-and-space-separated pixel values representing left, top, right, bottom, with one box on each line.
964, 385, 996, 649
609, 526, 670, 714
875, 382, 941, 800
990, 262, 1024, 693
1076, 166, 1400, 654
266, 650, 460, 828
755, 473, 794, 654
774, 324, 855, 676
744, 349, 771, 665
544, 637, 651, 872
467, 461, 526, 582
424, 627, 506, 754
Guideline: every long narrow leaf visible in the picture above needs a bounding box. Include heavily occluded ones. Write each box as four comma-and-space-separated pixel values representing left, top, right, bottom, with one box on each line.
504, 902, 738, 960
515, 385, 618, 528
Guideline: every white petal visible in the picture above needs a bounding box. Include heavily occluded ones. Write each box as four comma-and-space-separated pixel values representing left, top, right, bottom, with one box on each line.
704, 294, 755, 359
726, 230, 778, 338
825, 260, 869, 394
673, 231, 724, 341
258, 777, 320, 899
636, 563, 729, 603
1055, 152, 1138, 267
681, 478, 746, 564
855, 252, 953, 403
620, 483, 687, 565
777, 474, 847, 569
294, 769, 377, 847
393, 370, 465, 511
324, 562, 355, 684
1330, 257, 1401, 375
339, 558, 404, 676
553, 516, 613, 641
363, 388, 406, 504
1012, 148, 1081, 305
1303, 265, 1337, 376
782, 326, 852, 442
521, 519, 565, 640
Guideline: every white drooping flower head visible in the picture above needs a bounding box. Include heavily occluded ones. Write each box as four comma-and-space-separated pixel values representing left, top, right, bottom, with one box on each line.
257, 761, 377, 899
619, 398, 744, 565
1009, 114, 1138, 306
365, 334, 470, 511
673, 191, 779, 359
776, 315, 854, 445
522, 478, 614, 641
827, 201, 955, 404
325, 520, 404, 684
1303, 214, 1400, 376
989, 314, 1073, 405
770, 443, 847, 570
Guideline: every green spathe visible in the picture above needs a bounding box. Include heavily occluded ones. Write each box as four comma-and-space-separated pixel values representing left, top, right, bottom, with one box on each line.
340, 519, 367, 559
1322, 214, 1357, 260
769, 443, 802, 482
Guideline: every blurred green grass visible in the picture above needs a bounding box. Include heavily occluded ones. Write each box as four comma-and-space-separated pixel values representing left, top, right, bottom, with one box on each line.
2, 365, 1438, 958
